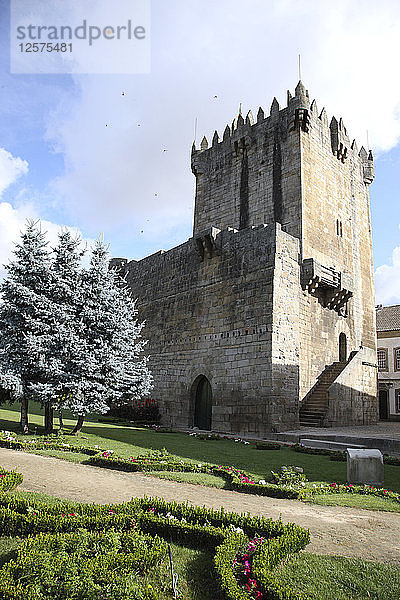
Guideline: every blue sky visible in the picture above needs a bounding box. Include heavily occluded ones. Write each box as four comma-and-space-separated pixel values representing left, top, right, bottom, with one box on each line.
0, 0, 400, 304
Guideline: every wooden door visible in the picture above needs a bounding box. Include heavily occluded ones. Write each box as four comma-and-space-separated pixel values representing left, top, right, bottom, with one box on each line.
194, 376, 212, 430
379, 390, 388, 421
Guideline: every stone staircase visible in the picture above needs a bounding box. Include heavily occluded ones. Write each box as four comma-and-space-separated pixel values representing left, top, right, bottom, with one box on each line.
299, 360, 349, 427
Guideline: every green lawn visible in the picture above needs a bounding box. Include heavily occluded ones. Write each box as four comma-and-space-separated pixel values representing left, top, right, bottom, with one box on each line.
276, 552, 400, 600
305, 492, 400, 513
1, 402, 400, 506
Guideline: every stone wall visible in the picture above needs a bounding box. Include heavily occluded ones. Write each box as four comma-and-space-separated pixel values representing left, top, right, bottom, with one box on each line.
122, 223, 302, 435
297, 83, 377, 410
191, 101, 302, 242
325, 347, 378, 426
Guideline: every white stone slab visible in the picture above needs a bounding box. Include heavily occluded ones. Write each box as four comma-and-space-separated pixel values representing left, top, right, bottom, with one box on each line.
300, 438, 365, 451
346, 449, 384, 486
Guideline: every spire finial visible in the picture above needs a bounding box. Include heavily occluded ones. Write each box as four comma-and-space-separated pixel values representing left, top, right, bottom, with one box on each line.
298, 53, 302, 81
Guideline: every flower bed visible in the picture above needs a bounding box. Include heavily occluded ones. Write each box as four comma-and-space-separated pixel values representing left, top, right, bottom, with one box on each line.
0, 466, 310, 600
88, 452, 300, 499
215, 523, 310, 600
299, 482, 400, 502
0, 431, 99, 456
293, 443, 400, 466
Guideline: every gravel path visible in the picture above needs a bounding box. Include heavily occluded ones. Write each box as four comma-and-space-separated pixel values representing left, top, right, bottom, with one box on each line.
1, 448, 399, 565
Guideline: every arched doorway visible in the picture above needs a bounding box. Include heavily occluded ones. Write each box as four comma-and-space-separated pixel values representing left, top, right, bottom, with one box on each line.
194, 376, 212, 430
339, 333, 347, 362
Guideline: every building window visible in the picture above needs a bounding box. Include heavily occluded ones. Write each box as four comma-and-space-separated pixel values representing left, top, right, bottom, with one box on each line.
396, 390, 400, 413
336, 219, 343, 237
377, 348, 388, 371
394, 347, 400, 371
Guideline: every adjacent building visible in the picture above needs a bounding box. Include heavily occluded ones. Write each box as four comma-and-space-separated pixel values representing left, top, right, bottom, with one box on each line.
376, 304, 400, 421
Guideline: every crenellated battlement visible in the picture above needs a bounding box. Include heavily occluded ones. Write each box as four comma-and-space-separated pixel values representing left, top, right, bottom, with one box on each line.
192, 80, 373, 175
191, 80, 374, 241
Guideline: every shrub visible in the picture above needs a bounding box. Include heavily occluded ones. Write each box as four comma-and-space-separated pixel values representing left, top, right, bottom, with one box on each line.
0, 528, 165, 600
215, 525, 310, 600
107, 399, 160, 424
270, 466, 307, 488
255, 442, 281, 451
301, 482, 400, 503
0, 469, 23, 493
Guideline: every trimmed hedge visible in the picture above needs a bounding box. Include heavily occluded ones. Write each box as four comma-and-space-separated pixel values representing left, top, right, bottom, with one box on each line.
88, 453, 300, 499
0, 528, 165, 600
255, 442, 282, 451
0, 436, 99, 456
1, 430, 399, 506
0, 467, 311, 600
299, 481, 400, 503
0, 469, 23, 493
215, 524, 310, 600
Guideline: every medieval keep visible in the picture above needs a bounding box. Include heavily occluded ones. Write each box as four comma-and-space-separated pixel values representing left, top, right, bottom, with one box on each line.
111, 81, 378, 435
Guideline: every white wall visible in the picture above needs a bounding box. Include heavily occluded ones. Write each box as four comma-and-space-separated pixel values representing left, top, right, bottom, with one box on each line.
377, 334, 400, 415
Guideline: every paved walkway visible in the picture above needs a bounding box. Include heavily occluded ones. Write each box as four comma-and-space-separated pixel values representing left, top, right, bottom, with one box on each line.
282, 422, 400, 440
1, 448, 399, 565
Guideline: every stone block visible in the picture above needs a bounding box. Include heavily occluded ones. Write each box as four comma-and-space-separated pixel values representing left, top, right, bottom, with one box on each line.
346, 449, 383, 486
300, 438, 365, 452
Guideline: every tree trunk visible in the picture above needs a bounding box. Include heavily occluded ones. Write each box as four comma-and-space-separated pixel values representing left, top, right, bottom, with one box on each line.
71, 415, 84, 434
20, 397, 29, 434
58, 411, 64, 431
44, 404, 54, 433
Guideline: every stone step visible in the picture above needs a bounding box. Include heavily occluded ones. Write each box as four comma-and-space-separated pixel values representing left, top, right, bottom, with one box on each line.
300, 438, 366, 451
301, 402, 328, 409
299, 415, 323, 421
300, 362, 347, 426
305, 402, 328, 406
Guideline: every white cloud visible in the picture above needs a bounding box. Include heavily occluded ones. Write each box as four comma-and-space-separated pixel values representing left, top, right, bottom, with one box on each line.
0, 148, 28, 195
0, 148, 92, 279
375, 246, 400, 305
0, 200, 93, 280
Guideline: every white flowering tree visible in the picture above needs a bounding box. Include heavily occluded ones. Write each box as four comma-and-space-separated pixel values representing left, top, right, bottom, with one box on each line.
60, 238, 152, 433
0, 223, 152, 434
0, 221, 55, 432
28, 230, 85, 432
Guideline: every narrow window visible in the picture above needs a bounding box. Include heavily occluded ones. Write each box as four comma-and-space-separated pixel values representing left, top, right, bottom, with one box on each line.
377, 348, 388, 371
396, 389, 400, 413
394, 347, 400, 371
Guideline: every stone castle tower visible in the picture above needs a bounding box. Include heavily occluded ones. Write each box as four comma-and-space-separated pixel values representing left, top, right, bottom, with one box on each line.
111, 81, 378, 435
